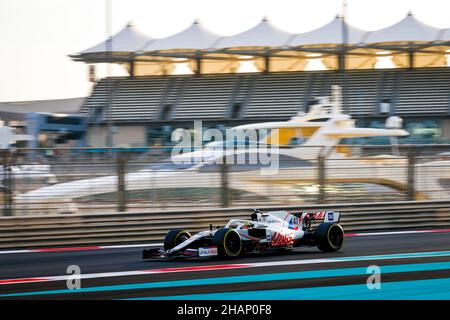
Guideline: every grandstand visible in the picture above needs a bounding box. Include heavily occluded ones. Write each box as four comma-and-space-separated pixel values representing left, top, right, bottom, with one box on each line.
84, 68, 450, 121
74, 13, 450, 146
81, 67, 450, 146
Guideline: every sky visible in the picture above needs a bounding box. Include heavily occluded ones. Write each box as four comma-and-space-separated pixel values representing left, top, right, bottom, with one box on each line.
1, 0, 450, 102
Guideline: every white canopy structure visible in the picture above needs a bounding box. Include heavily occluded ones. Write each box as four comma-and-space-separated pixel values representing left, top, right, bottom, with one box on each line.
215, 17, 292, 49
143, 20, 221, 52
288, 16, 366, 46
71, 13, 450, 75
76, 22, 153, 56
363, 12, 442, 44
70, 22, 172, 76
440, 28, 450, 41
211, 17, 295, 73
141, 20, 240, 75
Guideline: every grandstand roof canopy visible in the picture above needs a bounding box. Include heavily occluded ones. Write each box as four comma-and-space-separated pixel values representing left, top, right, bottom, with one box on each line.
143, 20, 221, 52
288, 16, 366, 46
0, 97, 85, 117
76, 22, 152, 56
71, 12, 450, 74
215, 17, 292, 49
442, 28, 450, 41
363, 12, 442, 44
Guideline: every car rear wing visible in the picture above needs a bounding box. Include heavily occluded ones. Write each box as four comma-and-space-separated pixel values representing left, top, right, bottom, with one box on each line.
294, 210, 341, 223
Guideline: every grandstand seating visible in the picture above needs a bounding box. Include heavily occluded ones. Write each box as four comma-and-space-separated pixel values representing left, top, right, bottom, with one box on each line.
244, 72, 308, 118
396, 68, 450, 115
81, 67, 450, 123
81, 77, 123, 122
111, 76, 169, 121
173, 74, 236, 119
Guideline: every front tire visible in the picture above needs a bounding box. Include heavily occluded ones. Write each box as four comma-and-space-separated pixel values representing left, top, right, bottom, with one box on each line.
315, 222, 344, 252
164, 229, 191, 250
213, 228, 242, 258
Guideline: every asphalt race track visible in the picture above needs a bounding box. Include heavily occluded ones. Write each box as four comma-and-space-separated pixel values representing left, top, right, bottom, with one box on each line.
1, 231, 450, 300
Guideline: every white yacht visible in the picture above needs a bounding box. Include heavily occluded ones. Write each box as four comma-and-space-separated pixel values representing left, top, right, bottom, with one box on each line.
19, 86, 447, 214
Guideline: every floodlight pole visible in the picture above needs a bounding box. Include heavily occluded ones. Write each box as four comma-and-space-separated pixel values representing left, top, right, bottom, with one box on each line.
340, 0, 349, 114
105, 0, 114, 147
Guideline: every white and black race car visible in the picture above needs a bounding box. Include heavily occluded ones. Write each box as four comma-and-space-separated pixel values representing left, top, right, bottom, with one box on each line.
143, 209, 344, 259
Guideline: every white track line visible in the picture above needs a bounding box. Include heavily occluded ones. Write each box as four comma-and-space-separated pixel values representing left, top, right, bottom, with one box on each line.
99, 243, 163, 249
0, 243, 162, 255
1, 228, 449, 256
1, 250, 450, 286
346, 230, 429, 236
0, 250, 32, 255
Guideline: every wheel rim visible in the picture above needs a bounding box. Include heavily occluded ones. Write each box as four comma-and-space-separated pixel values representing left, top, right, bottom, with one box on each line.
224, 231, 241, 255
176, 233, 190, 246
328, 225, 343, 248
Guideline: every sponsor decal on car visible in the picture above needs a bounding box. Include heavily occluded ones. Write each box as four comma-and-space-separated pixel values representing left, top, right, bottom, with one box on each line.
314, 211, 326, 219
270, 232, 293, 247
327, 211, 334, 221
301, 211, 326, 220
266, 230, 272, 242
198, 246, 218, 257
288, 216, 300, 230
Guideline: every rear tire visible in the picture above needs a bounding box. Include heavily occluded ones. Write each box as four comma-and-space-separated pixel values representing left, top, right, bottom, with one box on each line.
315, 222, 344, 252
213, 228, 242, 258
164, 229, 191, 250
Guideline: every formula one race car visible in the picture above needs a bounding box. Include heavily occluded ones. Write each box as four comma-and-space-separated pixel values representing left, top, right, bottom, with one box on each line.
142, 209, 344, 260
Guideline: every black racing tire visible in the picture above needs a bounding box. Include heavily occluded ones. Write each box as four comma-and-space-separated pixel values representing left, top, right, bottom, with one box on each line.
164, 229, 191, 250
315, 222, 344, 252
213, 228, 242, 258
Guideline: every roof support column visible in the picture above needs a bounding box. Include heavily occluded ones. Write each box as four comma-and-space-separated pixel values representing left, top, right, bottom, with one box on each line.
195, 57, 202, 76
339, 51, 349, 114
409, 49, 414, 69
129, 59, 135, 78
338, 52, 346, 71
161, 64, 168, 76
264, 55, 270, 73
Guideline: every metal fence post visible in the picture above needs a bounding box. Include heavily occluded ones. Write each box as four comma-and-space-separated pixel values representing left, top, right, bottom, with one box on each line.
318, 154, 326, 204
406, 148, 416, 201
1, 150, 14, 216
221, 155, 229, 207
117, 153, 127, 212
